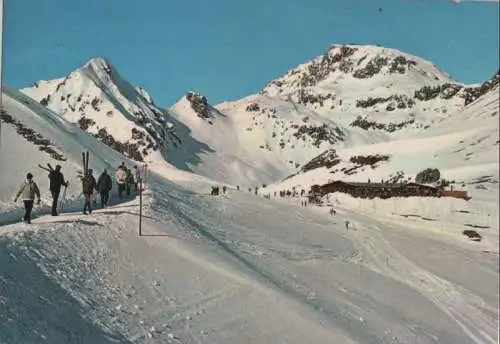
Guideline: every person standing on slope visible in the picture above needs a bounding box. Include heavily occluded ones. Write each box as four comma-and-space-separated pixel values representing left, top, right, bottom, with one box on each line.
125, 168, 134, 196
82, 169, 97, 214
14, 173, 41, 224
115, 166, 127, 198
97, 169, 113, 208
133, 165, 141, 194
48, 164, 68, 216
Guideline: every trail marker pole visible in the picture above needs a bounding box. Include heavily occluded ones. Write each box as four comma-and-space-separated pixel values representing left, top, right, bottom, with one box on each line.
138, 164, 148, 237
139, 179, 143, 236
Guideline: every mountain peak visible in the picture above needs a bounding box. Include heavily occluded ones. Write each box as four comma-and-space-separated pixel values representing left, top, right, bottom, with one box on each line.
261, 43, 455, 99
82, 57, 114, 75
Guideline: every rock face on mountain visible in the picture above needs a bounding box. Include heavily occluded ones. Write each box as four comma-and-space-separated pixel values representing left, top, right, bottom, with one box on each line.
185, 91, 214, 121
22, 58, 179, 163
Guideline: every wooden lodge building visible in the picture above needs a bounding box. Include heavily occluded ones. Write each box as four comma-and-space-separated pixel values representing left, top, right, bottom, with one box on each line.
309, 180, 469, 202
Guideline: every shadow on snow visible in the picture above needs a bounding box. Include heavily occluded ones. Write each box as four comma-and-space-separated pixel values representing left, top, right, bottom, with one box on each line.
0, 240, 131, 344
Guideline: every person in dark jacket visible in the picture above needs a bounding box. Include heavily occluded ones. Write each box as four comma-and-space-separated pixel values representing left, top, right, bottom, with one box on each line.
125, 168, 134, 196
48, 164, 68, 216
82, 169, 97, 214
14, 173, 41, 224
97, 169, 113, 208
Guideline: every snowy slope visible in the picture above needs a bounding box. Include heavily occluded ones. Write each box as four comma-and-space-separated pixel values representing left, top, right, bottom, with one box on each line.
169, 92, 352, 186
270, 82, 499, 189
0, 168, 498, 344
1, 77, 499, 344
265, 83, 499, 251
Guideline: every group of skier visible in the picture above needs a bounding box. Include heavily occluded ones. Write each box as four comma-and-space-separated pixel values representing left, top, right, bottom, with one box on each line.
13, 162, 142, 224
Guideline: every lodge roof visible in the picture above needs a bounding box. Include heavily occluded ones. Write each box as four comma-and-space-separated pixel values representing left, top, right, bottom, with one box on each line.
323, 180, 438, 190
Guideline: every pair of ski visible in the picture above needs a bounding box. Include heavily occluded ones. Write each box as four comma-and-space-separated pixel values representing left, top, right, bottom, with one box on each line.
38, 162, 70, 213
80, 150, 97, 206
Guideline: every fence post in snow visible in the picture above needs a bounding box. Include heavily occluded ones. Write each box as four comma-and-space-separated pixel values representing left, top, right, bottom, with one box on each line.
138, 164, 147, 237
139, 179, 143, 236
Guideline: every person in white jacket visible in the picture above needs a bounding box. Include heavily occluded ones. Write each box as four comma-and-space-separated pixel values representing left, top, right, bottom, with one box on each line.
115, 166, 127, 198
14, 173, 41, 224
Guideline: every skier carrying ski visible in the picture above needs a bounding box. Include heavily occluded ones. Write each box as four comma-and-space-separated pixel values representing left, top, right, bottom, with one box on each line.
125, 167, 134, 196
115, 166, 127, 198
82, 169, 97, 214
48, 164, 68, 216
14, 173, 41, 224
133, 165, 141, 193
97, 169, 113, 208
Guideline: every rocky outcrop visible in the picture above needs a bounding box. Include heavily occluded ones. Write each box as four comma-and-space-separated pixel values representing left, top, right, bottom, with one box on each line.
186, 91, 211, 119
246, 102, 260, 112
350, 116, 415, 133
0, 109, 66, 161
297, 90, 334, 107
94, 128, 150, 162
356, 94, 415, 109
292, 123, 345, 148
300, 149, 341, 173
299, 46, 358, 88
349, 154, 390, 166
389, 56, 417, 74
414, 83, 463, 101
415, 168, 441, 184
77, 116, 96, 130
461, 70, 500, 105
353, 56, 389, 79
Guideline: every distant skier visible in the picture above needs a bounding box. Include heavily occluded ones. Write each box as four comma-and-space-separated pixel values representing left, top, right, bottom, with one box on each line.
48, 164, 68, 216
82, 169, 97, 214
345, 220, 350, 231
97, 169, 113, 208
222, 185, 227, 194
115, 166, 127, 198
14, 173, 41, 224
236, 185, 240, 191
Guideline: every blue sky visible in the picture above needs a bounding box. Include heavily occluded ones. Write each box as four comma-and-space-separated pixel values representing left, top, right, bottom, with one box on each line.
3, 0, 499, 106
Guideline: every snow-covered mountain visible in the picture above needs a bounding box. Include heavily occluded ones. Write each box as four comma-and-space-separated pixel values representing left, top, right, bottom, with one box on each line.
168, 44, 499, 186
1, 77, 499, 344
20, 57, 198, 165
21, 45, 499, 189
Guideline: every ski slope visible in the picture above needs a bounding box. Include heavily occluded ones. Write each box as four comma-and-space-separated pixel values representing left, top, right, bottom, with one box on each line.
1, 174, 498, 344
1, 79, 499, 343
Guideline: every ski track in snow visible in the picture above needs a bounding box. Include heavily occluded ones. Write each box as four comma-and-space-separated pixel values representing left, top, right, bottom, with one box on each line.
342, 209, 498, 344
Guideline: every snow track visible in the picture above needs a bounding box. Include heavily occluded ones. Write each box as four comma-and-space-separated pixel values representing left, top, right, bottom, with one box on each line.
343, 209, 498, 344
